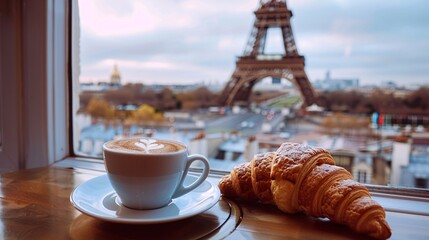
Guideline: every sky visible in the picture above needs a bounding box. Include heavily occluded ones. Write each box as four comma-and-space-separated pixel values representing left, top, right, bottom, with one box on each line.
77, 0, 429, 87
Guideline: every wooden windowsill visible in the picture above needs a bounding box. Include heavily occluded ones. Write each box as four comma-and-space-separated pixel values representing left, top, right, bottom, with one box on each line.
50, 157, 429, 239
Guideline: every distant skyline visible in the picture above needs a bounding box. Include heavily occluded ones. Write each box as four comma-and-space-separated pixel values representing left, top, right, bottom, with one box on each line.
78, 0, 429, 87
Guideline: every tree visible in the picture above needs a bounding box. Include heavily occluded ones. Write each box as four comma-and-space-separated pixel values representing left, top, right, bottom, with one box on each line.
405, 87, 429, 113
176, 86, 218, 109
320, 90, 367, 112
158, 87, 176, 110
104, 83, 145, 105
321, 113, 370, 135
140, 88, 157, 106
86, 98, 115, 120
128, 104, 165, 126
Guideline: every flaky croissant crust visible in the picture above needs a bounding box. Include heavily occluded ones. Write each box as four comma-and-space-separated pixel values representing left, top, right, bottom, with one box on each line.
218, 142, 392, 239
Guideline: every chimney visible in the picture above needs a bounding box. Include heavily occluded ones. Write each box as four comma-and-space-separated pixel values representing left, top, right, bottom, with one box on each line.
244, 136, 258, 162
390, 136, 411, 185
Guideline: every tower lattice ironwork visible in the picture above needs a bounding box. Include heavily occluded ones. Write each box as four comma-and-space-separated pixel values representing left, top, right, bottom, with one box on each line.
219, 0, 317, 107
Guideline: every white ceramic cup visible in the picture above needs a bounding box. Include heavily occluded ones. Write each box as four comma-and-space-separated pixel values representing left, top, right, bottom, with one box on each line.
103, 138, 210, 210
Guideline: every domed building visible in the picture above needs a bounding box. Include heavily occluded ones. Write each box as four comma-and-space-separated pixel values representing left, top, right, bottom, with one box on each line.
110, 64, 121, 85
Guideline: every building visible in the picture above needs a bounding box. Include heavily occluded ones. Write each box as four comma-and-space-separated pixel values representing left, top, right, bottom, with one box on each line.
110, 64, 121, 85
398, 133, 429, 188
79, 64, 123, 92
313, 71, 359, 91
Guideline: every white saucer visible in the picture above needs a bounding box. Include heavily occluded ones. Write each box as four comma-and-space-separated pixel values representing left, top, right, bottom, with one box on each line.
70, 174, 220, 224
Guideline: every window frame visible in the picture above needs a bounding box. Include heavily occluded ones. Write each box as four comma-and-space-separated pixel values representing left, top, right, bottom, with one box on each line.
0, 0, 22, 172
22, 0, 70, 167
0, 0, 70, 171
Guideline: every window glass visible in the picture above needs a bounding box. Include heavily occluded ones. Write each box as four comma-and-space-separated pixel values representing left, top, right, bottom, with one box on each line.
73, 0, 429, 190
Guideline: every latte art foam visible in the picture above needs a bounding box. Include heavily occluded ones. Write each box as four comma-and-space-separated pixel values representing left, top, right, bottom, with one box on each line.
134, 138, 165, 153
105, 138, 185, 154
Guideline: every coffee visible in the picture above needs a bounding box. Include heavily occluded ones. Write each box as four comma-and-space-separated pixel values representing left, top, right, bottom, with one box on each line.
103, 137, 210, 209
105, 138, 185, 154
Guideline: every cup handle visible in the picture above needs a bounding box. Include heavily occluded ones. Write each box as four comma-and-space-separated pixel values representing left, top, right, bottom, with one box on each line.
172, 154, 210, 198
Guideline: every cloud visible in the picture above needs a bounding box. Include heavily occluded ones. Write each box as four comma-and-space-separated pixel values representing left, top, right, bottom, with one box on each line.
78, 0, 157, 37
77, 0, 429, 86
78, 0, 255, 38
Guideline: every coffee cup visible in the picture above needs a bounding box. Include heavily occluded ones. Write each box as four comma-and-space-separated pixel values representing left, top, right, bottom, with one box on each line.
103, 137, 210, 210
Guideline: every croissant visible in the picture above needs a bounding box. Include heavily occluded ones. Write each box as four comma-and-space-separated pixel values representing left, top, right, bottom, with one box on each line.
218, 142, 392, 239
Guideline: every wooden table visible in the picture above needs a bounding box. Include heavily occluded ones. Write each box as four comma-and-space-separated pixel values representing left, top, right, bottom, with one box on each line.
0, 166, 428, 239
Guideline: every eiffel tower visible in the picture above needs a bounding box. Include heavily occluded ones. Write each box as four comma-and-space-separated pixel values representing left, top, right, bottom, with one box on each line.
219, 0, 317, 107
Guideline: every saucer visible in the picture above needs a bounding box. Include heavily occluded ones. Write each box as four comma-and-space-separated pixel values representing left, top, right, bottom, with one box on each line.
70, 174, 220, 224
